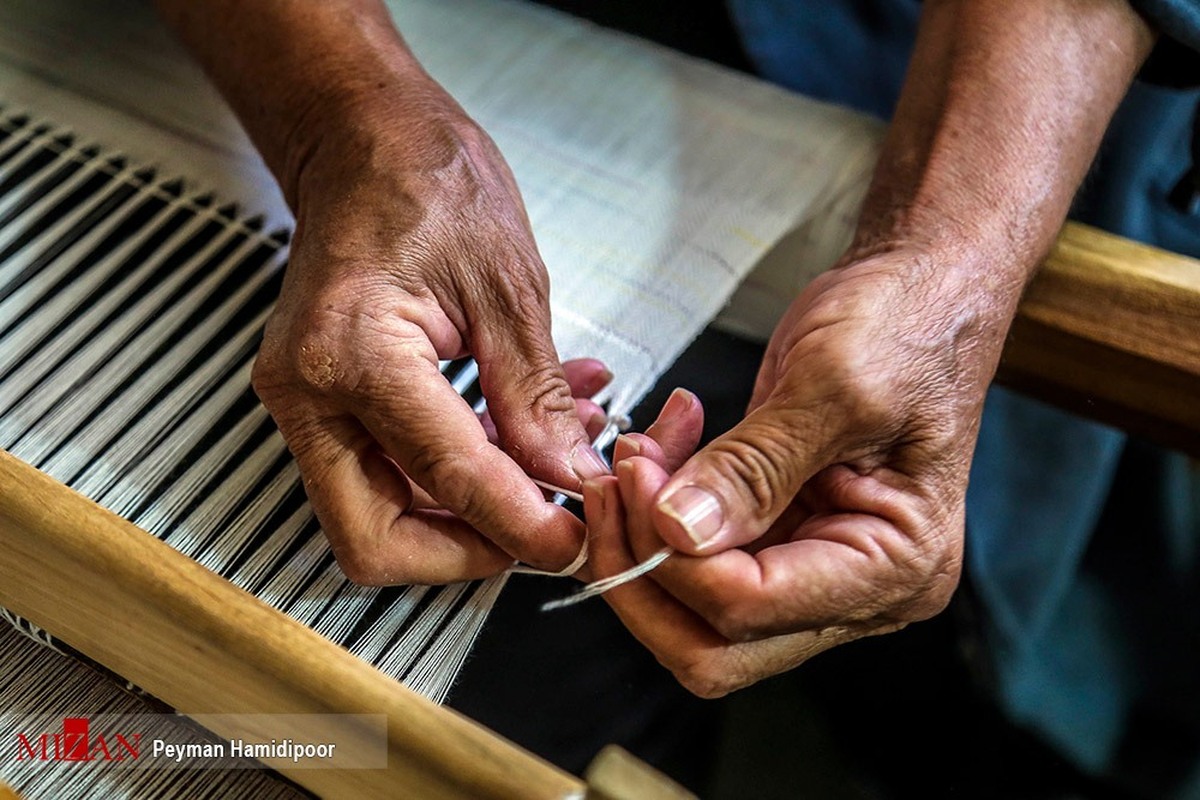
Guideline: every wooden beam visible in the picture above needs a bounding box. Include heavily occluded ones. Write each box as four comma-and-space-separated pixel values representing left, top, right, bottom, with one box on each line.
0, 449, 585, 800
1000, 222, 1200, 455
584, 746, 697, 800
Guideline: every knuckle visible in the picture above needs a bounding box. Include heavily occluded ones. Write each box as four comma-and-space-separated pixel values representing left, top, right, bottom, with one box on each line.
906, 556, 962, 622
673, 660, 739, 700
514, 363, 576, 420
294, 333, 344, 393
784, 327, 898, 438
485, 363, 578, 459
820, 343, 893, 429
282, 307, 431, 399
703, 432, 795, 518
893, 532, 963, 623
335, 553, 386, 587
842, 365, 897, 430
496, 254, 551, 303
251, 317, 295, 403
250, 347, 287, 405
407, 443, 462, 492
256, 305, 354, 395
461, 243, 550, 315
331, 541, 393, 587
407, 444, 486, 520
471, 273, 554, 350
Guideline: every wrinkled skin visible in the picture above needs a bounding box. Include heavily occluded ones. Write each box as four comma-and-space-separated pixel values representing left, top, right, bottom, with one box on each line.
251, 108, 610, 585
588, 254, 975, 697
575, 0, 1153, 698
155, 0, 1153, 686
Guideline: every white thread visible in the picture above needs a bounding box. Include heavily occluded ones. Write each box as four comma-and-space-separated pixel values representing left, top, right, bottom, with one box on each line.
540, 546, 673, 611
514, 415, 628, 578
514, 476, 588, 577
594, 414, 631, 452
531, 477, 583, 503
0, 625, 302, 798
510, 540, 591, 578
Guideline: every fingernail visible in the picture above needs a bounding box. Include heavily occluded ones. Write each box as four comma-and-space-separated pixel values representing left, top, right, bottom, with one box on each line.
615, 434, 641, 457
598, 367, 614, 387
583, 479, 606, 508
658, 486, 723, 548
572, 443, 610, 479
588, 408, 608, 430
583, 479, 610, 519
659, 387, 693, 423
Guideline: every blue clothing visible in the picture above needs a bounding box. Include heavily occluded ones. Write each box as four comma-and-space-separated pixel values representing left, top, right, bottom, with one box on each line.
1139, 0, 1200, 58
727, 1, 1200, 794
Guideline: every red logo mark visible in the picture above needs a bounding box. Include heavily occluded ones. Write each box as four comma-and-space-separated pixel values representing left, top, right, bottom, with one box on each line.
16, 717, 141, 762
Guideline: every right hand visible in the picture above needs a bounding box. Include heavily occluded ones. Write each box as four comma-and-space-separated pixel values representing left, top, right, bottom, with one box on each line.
252, 92, 610, 586
588, 251, 998, 696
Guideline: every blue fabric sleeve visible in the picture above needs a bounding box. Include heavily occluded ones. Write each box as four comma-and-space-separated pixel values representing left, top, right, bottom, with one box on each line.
1134, 0, 1200, 52
1131, 0, 1200, 85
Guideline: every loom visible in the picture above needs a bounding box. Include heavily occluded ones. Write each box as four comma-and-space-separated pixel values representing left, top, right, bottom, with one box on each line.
0, 1, 1198, 798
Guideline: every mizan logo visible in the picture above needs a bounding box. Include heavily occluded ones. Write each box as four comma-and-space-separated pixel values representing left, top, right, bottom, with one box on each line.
16, 718, 141, 762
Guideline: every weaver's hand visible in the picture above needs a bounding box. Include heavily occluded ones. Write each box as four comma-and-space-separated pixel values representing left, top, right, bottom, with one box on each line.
589, 253, 990, 697
152, 0, 614, 585
251, 99, 609, 586
582, 0, 1154, 696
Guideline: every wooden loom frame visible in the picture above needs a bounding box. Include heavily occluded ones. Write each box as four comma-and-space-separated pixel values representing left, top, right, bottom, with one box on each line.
0, 219, 1199, 799
1002, 223, 1200, 456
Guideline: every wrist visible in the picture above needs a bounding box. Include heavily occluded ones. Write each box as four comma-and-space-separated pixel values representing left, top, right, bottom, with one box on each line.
155, 0, 468, 208
282, 63, 476, 209
823, 239, 1025, 397
839, 209, 1030, 322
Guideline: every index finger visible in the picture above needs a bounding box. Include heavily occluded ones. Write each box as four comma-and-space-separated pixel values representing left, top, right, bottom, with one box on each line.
339, 324, 585, 571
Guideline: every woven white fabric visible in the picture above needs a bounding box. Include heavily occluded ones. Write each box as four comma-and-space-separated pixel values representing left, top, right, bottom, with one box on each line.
0, 0, 883, 413
393, 0, 884, 403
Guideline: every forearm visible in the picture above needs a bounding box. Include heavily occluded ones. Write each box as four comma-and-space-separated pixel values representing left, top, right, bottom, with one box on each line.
153, 0, 458, 208
854, 0, 1154, 290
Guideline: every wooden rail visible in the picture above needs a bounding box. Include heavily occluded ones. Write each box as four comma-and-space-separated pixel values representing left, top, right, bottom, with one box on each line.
1002, 222, 1200, 456
0, 449, 586, 800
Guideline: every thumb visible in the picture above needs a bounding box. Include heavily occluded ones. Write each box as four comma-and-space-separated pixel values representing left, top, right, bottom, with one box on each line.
473, 318, 608, 491
652, 401, 830, 555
